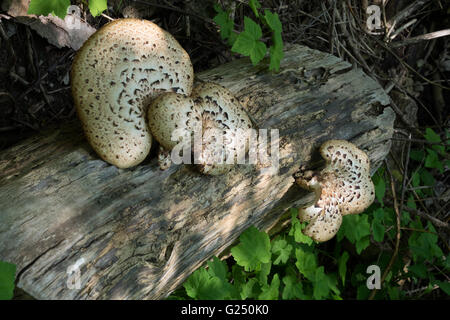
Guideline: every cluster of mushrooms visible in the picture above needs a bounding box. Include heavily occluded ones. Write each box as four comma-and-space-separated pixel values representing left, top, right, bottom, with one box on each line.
71, 18, 252, 175
71, 19, 375, 242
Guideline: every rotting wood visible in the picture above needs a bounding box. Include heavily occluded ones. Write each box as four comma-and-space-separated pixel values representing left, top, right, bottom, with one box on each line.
0, 43, 394, 299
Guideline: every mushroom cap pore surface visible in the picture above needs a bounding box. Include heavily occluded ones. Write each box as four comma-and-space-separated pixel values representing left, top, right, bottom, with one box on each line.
71, 18, 194, 168
319, 140, 375, 215
297, 140, 375, 242
148, 92, 200, 150
194, 82, 253, 174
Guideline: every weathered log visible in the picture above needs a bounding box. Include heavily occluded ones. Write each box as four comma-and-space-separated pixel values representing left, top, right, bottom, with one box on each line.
0, 44, 394, 299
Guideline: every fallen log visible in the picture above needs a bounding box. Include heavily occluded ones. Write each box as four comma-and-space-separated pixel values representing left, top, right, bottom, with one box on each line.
0, 43, 394, 299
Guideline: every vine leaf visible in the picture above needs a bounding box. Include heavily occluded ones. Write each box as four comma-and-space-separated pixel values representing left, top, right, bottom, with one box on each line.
28, 0, 71, 19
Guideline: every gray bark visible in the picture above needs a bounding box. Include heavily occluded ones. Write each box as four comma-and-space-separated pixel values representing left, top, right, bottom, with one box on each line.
0, 43, 394, 299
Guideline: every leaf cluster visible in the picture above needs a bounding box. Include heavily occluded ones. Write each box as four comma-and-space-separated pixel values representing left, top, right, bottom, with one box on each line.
213, 0, 284, 71
28, 0, 107, 19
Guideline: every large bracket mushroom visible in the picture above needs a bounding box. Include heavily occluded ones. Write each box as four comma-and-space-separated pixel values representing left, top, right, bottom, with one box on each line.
295, 140, 375, 242
71, 18, 194, 168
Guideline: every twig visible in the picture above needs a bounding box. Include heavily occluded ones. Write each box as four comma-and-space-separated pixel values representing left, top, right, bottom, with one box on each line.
389, 19, 417, 41
391, 29, 450, 48
101, 13, 115, 21
398, 134, 411, 224
373, 37, 450, 91
401, 205, 450, 231
405, 284, 439, 296
387, 0, 433, 30
9, 71, 30, 86
334, 2, 372, 72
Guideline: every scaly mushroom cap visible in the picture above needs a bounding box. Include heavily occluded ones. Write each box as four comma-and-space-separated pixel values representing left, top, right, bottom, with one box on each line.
71, 18, 194, 168
297, 140, 375, 242
193, 82, 253, 175
148, 92, 201, 150
147, 82, 253, 174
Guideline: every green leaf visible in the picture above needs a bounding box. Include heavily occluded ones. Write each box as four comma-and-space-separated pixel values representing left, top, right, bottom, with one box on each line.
231, 226, 271, 272
420, 168, 435, 187
231, 32, 256, 56
269, 36, 283, 71
409, 149, 425, 162
425, 148, 443, 172
401, 210, 411, 226
243, 16, 262, 39
88, 0, 107, 17
258, 262, 272, 286
231, 17, 267, 66
408, 223, 443, 262
290, 209, 314, 245
28, 0, 71, 19
250, 41, 267, 65
356, 284, 370, 300
372, 218, 385, 242
282, 275, 305, 299
207, 256, 228, 280
406, 195, 417, 210
258, 274, 280, 300
227, 32, 239, 46
295, 246, 317, 280
424, 128, 441, 143
312, 267, 330, 300
213, 7, 234, 40
372, 172, 386, 204
373, 207, 385, 220
435, 280, 450, 295
249, 0, 261, 18
411, 170, 421, 187
271, 238, 292, 265
263, 10, 283, 71
408, 264, 428, 279
240, 278, 258, 299
339, 214, 371, 244
387, 286, 400, 300
355, 235, 370, 254
0, 261, 16, 300
326, 273, 341, 297
338, 251, 350, 285
183, 268, 229, 300
263, 10, 282, 33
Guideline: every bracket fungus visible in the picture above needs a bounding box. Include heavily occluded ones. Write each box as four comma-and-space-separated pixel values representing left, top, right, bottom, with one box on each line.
71, 18, 194, 168
295, 140, 375, 242
148, 82, 253, 175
